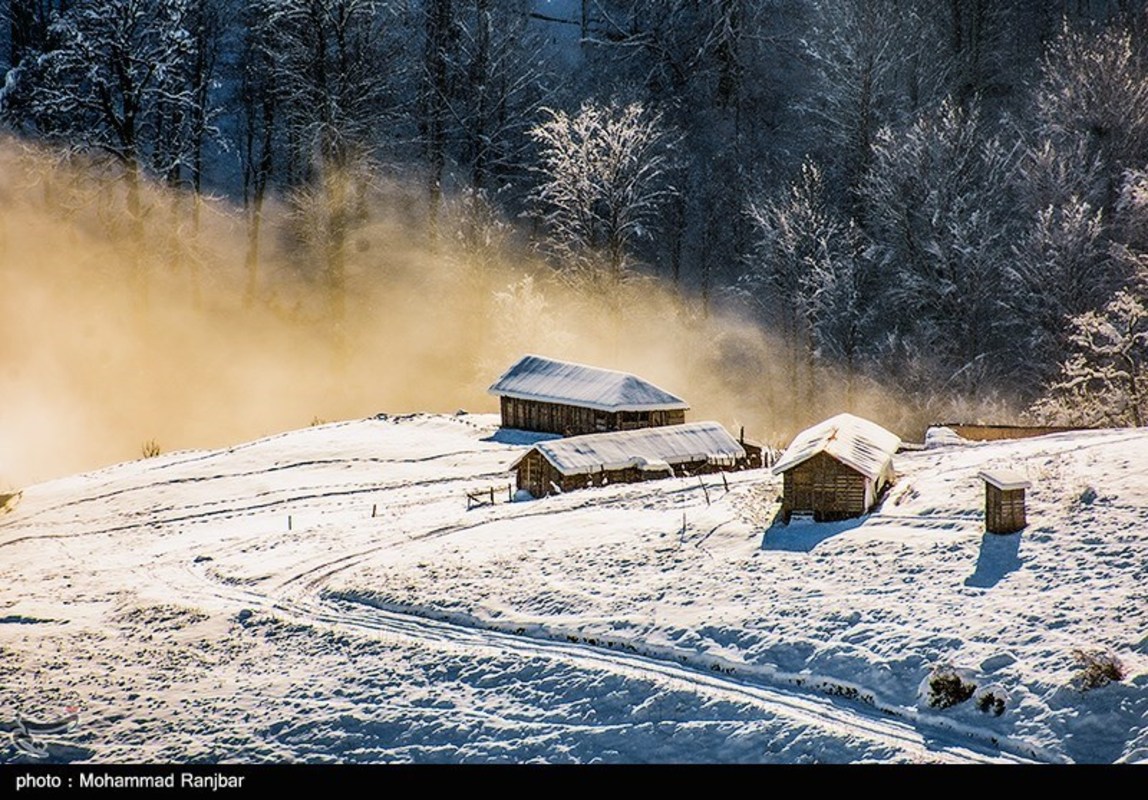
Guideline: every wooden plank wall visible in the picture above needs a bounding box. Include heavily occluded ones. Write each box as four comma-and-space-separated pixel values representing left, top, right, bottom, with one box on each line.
500, 397, 686, 435
781, 452, 869, 522
985, 485, 1026, 533
942, 424, 1088, 441
515, 454, 756, 498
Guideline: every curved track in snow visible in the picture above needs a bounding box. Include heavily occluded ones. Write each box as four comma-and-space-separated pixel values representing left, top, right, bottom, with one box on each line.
158, 542, 1029, 764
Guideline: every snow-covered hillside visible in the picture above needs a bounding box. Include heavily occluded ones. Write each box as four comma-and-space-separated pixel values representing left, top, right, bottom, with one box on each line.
1, 413, 1145, 763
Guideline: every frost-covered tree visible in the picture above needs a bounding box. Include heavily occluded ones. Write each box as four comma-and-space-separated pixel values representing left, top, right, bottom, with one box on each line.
1034, 22, 1148, 211
1008, 196, 1113, 385
743, 161, 839, 413
4, 0, 217, 307
446, 1, 553, 195
10, 0, 210, 181
744, 161, 829, 334
1029, 289, 1148, 427
529, 100, 678, 288
250, 0, 401, 322
576, 1, 784, 300
930, 0, 1013, 108
800, 0, 944, 216
1114, 167, 1148, 259
862, 99, 1020, 391
799, 219, 873, 407
407, 0, 553, 227
251, 0, 398, 180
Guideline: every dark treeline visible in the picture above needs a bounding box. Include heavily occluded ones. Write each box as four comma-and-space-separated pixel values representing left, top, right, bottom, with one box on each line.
2, 0, 1148, 429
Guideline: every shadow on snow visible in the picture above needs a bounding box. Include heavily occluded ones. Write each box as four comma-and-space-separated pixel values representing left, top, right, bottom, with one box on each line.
760, 515, 868, 553
481, 428, 564, 447
964, 532, 1022, 588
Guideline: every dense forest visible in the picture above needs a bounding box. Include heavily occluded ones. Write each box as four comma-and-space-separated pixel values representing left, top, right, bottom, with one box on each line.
3, 0, 1148, 434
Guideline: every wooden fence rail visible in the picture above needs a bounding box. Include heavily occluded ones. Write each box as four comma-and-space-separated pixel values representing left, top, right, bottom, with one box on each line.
467, 485, 514, 510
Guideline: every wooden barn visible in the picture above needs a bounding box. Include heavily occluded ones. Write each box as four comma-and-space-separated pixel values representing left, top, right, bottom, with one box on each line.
510, 421, 754, 498
772, 413, 900, 523
489, 354, 688, 436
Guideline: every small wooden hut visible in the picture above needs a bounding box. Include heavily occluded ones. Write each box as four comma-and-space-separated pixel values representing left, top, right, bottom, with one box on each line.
978, 470, 1031, 534
511, 421, 751, 498
772, 413, 900, 523
489, 354, 688, 436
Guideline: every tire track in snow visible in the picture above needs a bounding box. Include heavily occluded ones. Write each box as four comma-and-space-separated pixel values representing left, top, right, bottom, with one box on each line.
165, 556, 1027, 764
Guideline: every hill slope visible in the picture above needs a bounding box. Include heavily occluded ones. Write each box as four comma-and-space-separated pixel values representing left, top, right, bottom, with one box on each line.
1, 414, 1144, 763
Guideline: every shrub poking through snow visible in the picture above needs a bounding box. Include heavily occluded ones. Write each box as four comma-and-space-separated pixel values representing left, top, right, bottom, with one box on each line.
1071, 648, 1125, 691
926, 665, 977, 708
141, 439, 161, 458
974, 684, 1008, 716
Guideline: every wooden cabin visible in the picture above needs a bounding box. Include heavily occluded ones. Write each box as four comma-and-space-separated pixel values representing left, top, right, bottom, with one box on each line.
978, 470, 1031, 534
511, 421, 752, 498
489, 354, 688, 436
772, 413, 900, 523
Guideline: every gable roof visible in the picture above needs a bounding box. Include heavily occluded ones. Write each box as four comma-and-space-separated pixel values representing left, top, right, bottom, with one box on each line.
488, 354, 688, 413
771, 413, 900, 481
512, 421, 743, 477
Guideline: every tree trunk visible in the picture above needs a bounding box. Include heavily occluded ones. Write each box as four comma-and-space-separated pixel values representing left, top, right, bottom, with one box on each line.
470, 0, 490, 191
125, 157, 148, 313
244, 97, 275, 308
424, 0, 453, 242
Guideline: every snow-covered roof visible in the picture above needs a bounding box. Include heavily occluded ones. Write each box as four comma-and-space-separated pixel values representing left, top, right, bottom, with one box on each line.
513, 421, 744, 477
771, 413, 900, 481
488, 355, 688, 413
978, 470, 1031, 491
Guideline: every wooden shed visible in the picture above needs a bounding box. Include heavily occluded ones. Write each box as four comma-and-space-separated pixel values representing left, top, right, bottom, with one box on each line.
771, 413, 900, 523
978, 470, 1031, 534
511, 421, 751, 498
489, 354, 688, 436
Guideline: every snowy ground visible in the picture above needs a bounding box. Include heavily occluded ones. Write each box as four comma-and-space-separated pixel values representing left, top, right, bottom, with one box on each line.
1, 413, 1145, 763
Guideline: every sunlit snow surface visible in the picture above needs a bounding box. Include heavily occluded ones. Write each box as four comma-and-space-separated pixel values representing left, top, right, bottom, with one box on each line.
1, 413, 1145, 763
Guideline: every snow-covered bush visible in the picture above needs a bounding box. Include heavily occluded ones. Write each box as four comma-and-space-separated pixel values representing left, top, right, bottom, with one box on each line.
1071, 648, 1125, 691
925, 665, 977, 709
974, 684, 1009, 716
